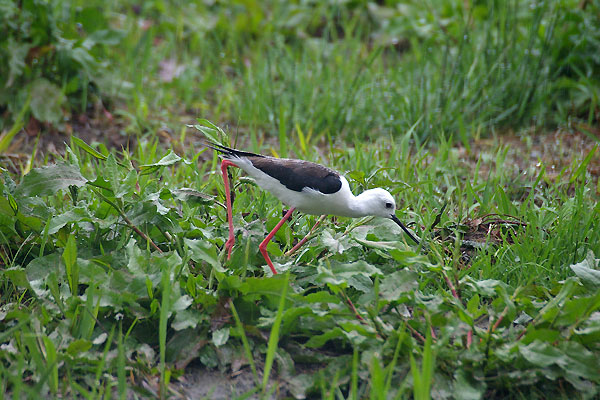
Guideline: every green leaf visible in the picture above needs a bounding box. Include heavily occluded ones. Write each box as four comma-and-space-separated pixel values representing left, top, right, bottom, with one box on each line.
453, 369, 486, 400
379, 270, 419, 301
305, 327, 346, 348
316, 261, 382, 288
171, 188, 215, 205
63, 235, 78, 296
172, 309, 203, 331
48, 206, 94, 234
212, 327, 230, 347
570, 251, 600, 290
72, 136, 107, 160
16, 162, 87, 196
560, 341, 600, 381
7, 193, 18, 215
29, 78, 65, 124
354, 238, 398, 251
185, 238, 222, 271
320, 229, 358, 254
67, 339, 93, 356
139, 150, 189, 174
192, 119, 227, 144
519, 340, 565, 368
3, 267, 33, 291
466, 294, 480, 316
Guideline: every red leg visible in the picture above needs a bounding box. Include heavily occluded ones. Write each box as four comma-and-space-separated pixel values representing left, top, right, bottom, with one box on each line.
259, 208, 296, 275
285, 215, 326, 256
221, 160, 238, 260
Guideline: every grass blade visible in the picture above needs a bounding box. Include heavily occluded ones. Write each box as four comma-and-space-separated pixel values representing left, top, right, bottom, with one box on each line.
262, 273, 290, 394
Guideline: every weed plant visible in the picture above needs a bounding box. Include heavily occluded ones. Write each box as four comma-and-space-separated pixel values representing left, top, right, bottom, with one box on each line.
1, 126, 599, 397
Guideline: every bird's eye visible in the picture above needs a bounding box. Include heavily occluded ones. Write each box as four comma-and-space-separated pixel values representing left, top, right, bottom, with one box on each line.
385, 202, 393, 209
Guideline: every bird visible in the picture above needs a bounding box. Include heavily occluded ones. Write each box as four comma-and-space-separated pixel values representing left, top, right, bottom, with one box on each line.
208, 142, 420, 274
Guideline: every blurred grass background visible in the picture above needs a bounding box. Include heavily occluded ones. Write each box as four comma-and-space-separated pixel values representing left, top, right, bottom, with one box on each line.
1, 0, 598, 148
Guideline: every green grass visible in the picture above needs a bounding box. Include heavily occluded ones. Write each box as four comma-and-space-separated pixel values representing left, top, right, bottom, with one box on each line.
1, 0, 598, 142
1, 127, 599, 398
2, 0, 600, 398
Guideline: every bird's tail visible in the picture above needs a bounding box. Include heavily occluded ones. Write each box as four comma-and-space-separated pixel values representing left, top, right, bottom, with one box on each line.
204, 142, 264, 159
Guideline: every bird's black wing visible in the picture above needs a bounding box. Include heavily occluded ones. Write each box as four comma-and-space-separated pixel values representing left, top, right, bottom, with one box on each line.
250, 158, 342, 194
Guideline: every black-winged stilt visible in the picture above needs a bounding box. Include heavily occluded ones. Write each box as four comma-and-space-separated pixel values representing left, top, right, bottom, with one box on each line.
209, 143, 420, 274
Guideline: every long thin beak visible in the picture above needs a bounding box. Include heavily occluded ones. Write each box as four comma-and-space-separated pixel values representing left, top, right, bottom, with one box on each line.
390, 214, 420, 245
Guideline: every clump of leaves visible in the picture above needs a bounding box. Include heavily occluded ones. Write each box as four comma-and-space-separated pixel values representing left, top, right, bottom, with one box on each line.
0, 0, 122, 131
1, 132, 600, 398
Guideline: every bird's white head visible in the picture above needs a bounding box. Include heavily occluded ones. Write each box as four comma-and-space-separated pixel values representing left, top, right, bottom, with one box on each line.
358, 188, 397, 218
357, 188, 420, 245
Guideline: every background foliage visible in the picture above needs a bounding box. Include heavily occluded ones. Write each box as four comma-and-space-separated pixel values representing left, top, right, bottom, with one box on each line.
1, 0, 598, 141
1, 0, 599, 399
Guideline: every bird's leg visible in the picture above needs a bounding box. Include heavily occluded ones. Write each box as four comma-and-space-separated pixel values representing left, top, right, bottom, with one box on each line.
285, 215, 326, 257
221, 160, 238, 260
259, 207, 296, 275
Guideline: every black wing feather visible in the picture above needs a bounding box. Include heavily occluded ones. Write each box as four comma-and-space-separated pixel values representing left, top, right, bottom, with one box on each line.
205, 142, 265, 159
206, 142, 342, 194
251, 158, 342, 194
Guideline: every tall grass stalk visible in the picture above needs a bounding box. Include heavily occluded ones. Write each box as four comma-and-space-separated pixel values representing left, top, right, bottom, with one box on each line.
262, 273, 289, 394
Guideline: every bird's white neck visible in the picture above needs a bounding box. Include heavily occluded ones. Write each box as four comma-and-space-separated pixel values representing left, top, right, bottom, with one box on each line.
344, 189, 379, 218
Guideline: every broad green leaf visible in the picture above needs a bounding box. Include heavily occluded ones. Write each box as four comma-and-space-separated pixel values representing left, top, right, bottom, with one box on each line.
172, 309, 203, 331
140, 150, 189, 174
171, 188, 214, 204
3, 267, 33, 291
185, 238, 222, 271
519, 340, 565, 368
192, 119, 227, 144
570, 251, 600, 290
305, 327, 346, 348
212, 327, 230, 347
466, 279, 506, 297
575, 312, 600, 336
16, 162, 87, 196
316, 260, 382, 288
354, 238, 398, 251
466, 294, 480, 316
105, 154, 122, 196
521, 328, 560, 344
303, 291, 340, 304
6, 38, 31, 86
171, 294, 193, 312
453, 369, 486, 400
320, 229, 358, 254
67, 339, 93, 356
48, 206, 94, 234
115, 169, 137, 198
239, 276, 294, 310
559, 341, 600, 381
379, 270, 419, 301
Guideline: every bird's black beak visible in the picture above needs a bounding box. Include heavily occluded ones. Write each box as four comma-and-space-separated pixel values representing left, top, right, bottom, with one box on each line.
390, 214, 420, 245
